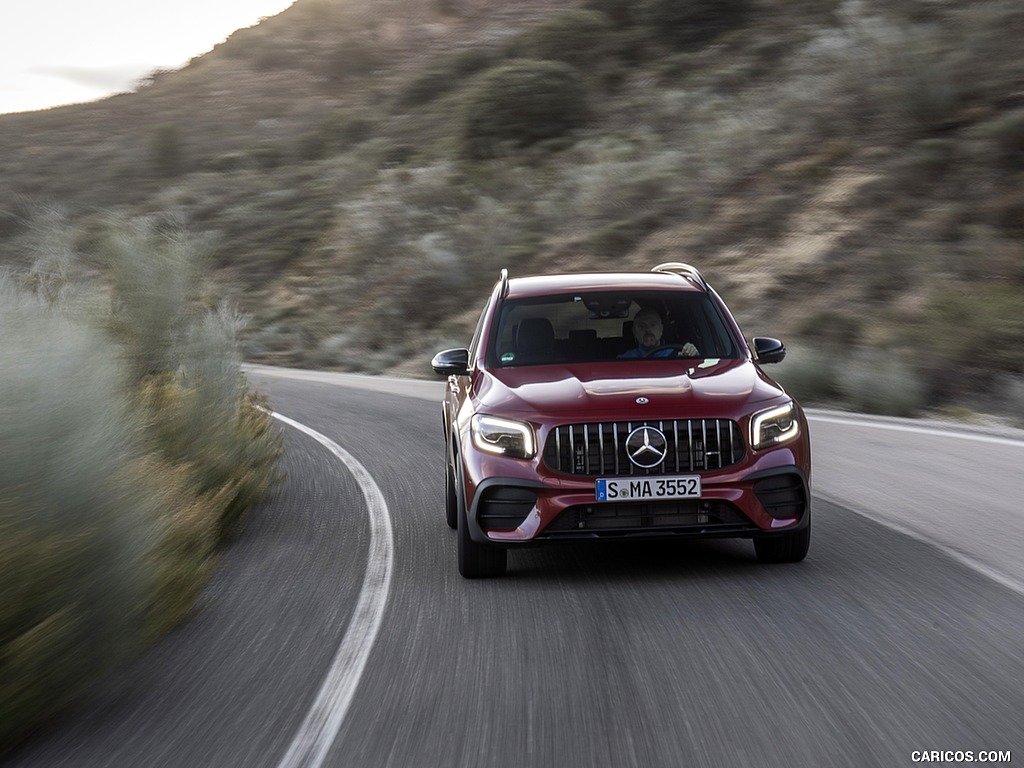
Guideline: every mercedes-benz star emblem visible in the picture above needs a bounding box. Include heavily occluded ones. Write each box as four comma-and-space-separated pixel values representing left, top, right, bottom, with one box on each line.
625, 426, 668, 469
636, 397, 649, 404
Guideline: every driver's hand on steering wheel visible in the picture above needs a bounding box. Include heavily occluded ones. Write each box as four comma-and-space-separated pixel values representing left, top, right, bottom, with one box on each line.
681, 342, 699, 357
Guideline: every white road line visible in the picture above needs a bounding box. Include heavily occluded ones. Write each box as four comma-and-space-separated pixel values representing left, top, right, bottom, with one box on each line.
807, 411, 1024, 597
808, 412, 1024, 448
814, 488, 1024, 599
270, 411, 394, 768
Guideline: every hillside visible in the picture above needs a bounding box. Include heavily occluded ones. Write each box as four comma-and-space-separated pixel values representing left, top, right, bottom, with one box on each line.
1, 0, 1022, 419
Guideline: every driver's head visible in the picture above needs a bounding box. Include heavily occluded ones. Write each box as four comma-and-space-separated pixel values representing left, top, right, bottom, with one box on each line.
632, 307, 663, 349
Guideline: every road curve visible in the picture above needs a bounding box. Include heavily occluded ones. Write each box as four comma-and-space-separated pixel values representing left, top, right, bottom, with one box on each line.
5, 367, 1022, 768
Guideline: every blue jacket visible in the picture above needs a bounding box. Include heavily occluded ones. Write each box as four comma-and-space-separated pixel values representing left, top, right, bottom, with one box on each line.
618, 345, 673, 359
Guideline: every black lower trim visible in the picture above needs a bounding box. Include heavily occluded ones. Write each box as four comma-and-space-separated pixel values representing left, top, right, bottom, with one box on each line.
540, 499, 757, 539
746, 466, 810, 524
477, 485, 538, 530
467, 477, 545, 541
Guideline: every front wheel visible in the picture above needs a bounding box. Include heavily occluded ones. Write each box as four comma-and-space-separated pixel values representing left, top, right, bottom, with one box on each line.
456, 472, 507, 578
444, 463, 458, 530
754, 518, 810, 563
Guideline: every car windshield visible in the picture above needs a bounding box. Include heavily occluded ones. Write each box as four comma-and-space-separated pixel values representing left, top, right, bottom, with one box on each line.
487, 290, 743, 367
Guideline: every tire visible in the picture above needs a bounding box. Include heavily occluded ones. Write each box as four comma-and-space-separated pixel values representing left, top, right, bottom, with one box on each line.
754, 517, 810, 563
444, 463, 458, 530
456, 470, 507, 578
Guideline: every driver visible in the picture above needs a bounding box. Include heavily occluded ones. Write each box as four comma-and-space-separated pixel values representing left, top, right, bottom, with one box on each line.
618, 307, 699, 359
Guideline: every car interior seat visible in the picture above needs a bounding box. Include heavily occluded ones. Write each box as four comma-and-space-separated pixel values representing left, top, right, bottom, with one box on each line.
516, 317, 556, 364
618, 320, 634, 356
568, 329, 598, 360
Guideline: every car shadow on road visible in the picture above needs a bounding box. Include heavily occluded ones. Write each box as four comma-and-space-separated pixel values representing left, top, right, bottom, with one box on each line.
504, 536, 805, 585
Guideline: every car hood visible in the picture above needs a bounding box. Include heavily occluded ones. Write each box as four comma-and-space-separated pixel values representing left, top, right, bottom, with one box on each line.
474, 358, 787, 420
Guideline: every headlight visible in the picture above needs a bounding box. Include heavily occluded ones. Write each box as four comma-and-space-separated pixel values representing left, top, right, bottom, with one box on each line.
750, 401, 800, 450
472, 415, 536, 459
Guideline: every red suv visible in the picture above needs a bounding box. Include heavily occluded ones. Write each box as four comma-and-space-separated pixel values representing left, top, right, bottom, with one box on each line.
432, 263, 811, 578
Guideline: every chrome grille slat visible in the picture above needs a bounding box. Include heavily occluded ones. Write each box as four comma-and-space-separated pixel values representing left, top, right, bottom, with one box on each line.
688, 421, 695, 471
545, 419, 744, 476
569, 425, 576, 473
622, 423, 630, 479
583, 424, 590, 475
673, 421, 680, 473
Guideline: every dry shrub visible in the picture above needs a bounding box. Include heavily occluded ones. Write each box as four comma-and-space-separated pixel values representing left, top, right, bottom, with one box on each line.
0, 282, 151, 749
510, 10, 614, 71
131, 455, 220, 642
0, 219, 282, 751
835, 348, 925, 417
460, 60, 590, 160
640, 0, 752, 51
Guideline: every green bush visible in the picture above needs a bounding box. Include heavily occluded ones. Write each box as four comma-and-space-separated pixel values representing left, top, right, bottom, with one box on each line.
771, 345, 841, 404
461, 60, 590, 160
252, 45, 304, 72
336, 113, 375, 146
1004, 377, 1024, 428
0, 219, 282, 751
774, 343, 925, 415
140, 303, 282, 539
917, 283, 1024, 398
100, 219, 207, 382
589, 213, 662, 258
320, 39, 379, 81
511, 10, 614, 71
99, 222, 282, 535
250, 143, 285, 170
979, 108, 1024, 169
795, 311, 862, 350
150, 124, 185, 178
639, 0, 752, 51
583, 0, 636, 27
897, 137, 957, 181
395, 48, 496, 109
0, 282, 150, 749
836, 348, 925, 417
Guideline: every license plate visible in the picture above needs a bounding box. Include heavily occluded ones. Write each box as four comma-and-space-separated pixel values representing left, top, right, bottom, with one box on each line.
595, 475, 701, 502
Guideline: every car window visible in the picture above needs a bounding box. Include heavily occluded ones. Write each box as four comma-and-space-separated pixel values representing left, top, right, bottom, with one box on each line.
487, 291, 742, 367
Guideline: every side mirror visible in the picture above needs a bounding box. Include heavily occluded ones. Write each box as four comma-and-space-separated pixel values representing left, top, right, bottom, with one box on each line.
431, 348, 470, 376
752, 337, 786, 364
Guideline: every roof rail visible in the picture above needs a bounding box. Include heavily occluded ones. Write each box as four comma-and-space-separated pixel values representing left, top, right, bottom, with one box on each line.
651, 262, 709, 291
498, 268, 510, 300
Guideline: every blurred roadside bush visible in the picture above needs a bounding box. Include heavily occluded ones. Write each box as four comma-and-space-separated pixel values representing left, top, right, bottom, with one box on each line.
773, 345, 925, 418
0, 219, 282, 751
915, 283, 1024, 404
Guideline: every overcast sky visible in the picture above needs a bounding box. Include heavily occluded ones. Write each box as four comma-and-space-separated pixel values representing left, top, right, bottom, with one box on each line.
0, 1, 296, 115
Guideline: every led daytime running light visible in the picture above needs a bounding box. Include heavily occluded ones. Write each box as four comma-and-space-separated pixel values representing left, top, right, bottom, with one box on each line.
472, 415, 536, 458
750, 401, 799, 450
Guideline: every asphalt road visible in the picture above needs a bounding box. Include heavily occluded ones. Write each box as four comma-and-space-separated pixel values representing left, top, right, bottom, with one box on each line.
5, 368, 1023, 768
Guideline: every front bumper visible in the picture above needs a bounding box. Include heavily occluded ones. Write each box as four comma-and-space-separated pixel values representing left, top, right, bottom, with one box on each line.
464, 456, 811, 546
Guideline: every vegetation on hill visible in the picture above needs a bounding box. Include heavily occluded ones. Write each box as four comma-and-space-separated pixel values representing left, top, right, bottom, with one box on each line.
0, 221, 282, 750
0, 0, 1022, 420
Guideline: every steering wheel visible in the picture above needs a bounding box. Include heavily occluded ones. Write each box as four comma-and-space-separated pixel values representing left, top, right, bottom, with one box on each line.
643, 344, 699, 359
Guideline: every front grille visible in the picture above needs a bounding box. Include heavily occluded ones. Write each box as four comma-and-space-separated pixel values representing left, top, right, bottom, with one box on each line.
543, 419, 745, 476
542, 500, 753, 536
